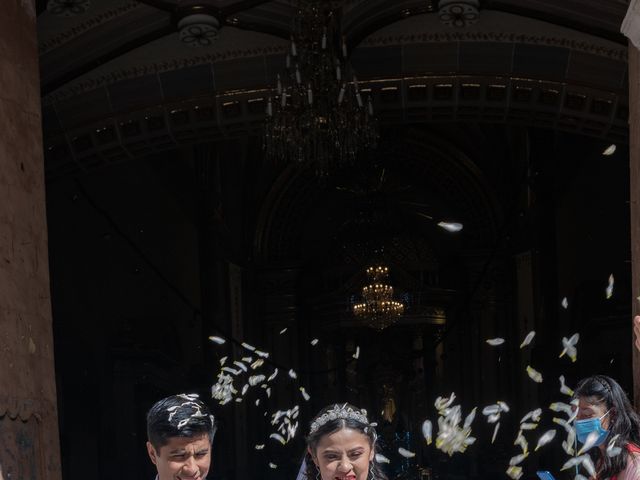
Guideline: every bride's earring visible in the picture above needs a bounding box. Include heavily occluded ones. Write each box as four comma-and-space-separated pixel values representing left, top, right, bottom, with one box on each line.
369, 463, 376, 480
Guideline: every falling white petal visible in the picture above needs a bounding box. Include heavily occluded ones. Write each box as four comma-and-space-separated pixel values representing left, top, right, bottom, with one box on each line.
552, 417, 572, 433
255, 444, 265, 450
300, 387, 311, 401
498, 401, 510, 413
398, 448, 416, 458
549, 402, 573, 416
562, 297, 569, 309
375, 454, 391, 464
255, 399, 260, 406
311, 338, 319, 346
482, 404, 500, 416
251, 359, 264, 370
435, 393, 456, 412
464, 408, 477, 429
514, 431, 529, 454
535, 429, 557, 451
520, 408, 542, 424
520, 422, 539, 431
607, 434, 622, 457
560, 333, 580, 362
581, 456, 596, 478
603, 144, 617, 156
559, 376, 574, 396
270, 433, 286, 445
353, 346, 360, 359
486, 338, 505, 346
509, 452, 528, 466
606, 274, 615, 299
526, 365, 543, 383
520, 331, 536, 348
219, 356, 228, 365
561, 456, 585, 471
242, 342, 256, 351
491, 422, 500, 443
577, 430, 600, 455
269, 463, 277, 469
506, 466, 523, 480
422, 419, 433, 444
267, 369, 278, 382
288, 369, 298, 379
279, 328, 288, 334
209, 336, 226, 344
233, 361, 248, 372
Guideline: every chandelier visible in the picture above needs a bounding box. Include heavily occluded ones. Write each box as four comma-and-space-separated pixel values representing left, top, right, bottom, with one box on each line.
353, 265, 404, 331
264, 0, 379, 177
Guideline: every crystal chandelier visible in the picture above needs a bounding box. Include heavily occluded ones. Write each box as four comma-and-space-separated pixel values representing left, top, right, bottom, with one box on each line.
264, 0, 379, 177
353, 265, 404, 331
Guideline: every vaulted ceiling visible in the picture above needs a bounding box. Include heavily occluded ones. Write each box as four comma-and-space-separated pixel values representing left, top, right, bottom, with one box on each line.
37, 0, 631, 178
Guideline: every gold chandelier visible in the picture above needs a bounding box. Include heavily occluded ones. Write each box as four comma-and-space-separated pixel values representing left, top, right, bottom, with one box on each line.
353, 265, 404, 331
263, 0, 378, 177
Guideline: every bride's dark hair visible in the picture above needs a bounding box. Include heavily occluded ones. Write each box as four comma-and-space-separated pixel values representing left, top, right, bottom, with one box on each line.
304, 403, 388, 480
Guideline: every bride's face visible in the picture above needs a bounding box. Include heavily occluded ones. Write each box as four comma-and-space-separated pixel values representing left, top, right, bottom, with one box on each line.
311, 427, 374, 480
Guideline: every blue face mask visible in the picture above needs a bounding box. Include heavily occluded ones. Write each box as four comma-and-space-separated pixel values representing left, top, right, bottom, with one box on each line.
575, 410, 611, 446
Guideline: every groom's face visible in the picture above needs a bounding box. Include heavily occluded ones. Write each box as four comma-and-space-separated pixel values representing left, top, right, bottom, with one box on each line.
147, 433, 211, 480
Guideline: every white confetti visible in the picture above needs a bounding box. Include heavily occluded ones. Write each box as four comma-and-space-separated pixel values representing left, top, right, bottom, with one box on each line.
270, 433, 286, 445
498, 401, 510, 413
209, 336, 226, 344
520, 422, 539, 431
255, 399, 260, 406
249, 375, 266, 386
311, 338, 319, 346
279, 327, 288, 334
353, 346, 360, 359
486, 338, 505, 346
219, 356, 228, 365
398, 447, 416, 458
535, 429, 557, 451
251, 359, 264, 369
242, 342, 256, 351
241, 384, 249, 396
255, 349, 270, 358
288, 369, 297, 379
435, 393, 456, 412
267, 369, 279, 382
562, 297, 569, 309
233, 361, 248, 372
464, 408, 477, 429
422, 419, 433, 444
269, 463, 277, 469
520, 331, 536, 348
603, 144, 617, 156
526, 365, 543, 383
255, 444, 265, 450
606, 274, 615, 299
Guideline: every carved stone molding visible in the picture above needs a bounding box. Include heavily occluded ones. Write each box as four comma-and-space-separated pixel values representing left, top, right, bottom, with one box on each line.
362, 31, 627, 61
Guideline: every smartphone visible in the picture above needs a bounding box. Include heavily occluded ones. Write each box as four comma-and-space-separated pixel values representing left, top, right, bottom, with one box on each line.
536, 471, 556, 480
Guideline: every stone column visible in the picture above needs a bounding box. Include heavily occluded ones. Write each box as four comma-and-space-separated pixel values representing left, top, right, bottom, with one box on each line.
0, 1, 62, 479
623, 0, 640, 407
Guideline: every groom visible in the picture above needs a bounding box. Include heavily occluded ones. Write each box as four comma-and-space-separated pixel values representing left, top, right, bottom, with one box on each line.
146, 394, 217, 480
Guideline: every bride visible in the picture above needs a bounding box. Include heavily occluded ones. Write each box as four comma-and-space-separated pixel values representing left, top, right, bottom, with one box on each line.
299, 403, 388, 480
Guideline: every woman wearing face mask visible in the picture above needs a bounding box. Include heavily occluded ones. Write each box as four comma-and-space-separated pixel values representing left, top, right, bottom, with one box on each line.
299, 403, 388, 480
574, 375, 640, 480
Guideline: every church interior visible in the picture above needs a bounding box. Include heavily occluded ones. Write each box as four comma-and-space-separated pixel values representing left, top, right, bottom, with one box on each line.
1, 0, 637, 479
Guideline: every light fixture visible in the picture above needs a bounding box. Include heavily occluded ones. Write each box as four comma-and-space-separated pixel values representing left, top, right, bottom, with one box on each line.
47, 0, 90, 16
438, 0, 480, 27
264, 0, 378, 177
353, 265, 404, 331
602, 144, 617, 156
177, 6, 220, 47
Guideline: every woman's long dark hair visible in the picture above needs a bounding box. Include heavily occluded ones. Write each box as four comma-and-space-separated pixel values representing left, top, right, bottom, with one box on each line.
574, 375, 640, 479
304, 403, 388, 480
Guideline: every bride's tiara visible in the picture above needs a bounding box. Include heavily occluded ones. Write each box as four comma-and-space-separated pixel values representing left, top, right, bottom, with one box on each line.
309, 404, 371, 434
